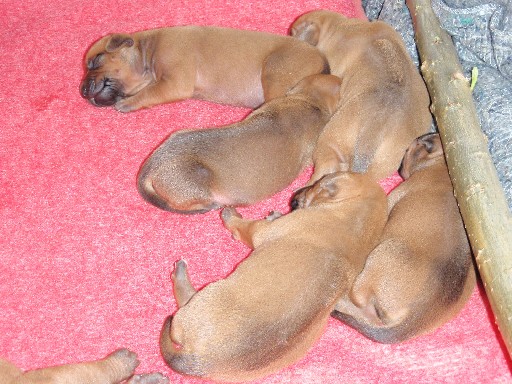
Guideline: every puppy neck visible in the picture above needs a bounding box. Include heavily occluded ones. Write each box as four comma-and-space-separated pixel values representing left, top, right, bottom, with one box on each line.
137, 35, 157, 77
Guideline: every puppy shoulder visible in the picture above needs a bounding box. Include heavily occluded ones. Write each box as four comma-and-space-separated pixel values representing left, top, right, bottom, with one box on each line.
371, 38, 410, 85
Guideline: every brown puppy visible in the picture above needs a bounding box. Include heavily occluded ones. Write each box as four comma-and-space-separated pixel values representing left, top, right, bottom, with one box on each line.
332, 133, 476, 343
137, 74, 341, 213
0, 348, 168, 384
290, 10, 432, 184
80, 26, 328, 112
159, 172, 387, 382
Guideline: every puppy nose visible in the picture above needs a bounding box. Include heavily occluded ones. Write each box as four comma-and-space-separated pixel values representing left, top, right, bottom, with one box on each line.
80, 78, 94, 98
290, 197, 299, 211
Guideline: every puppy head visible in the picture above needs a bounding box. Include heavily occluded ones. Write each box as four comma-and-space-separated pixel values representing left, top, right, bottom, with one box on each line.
287, 74, 341, 115
398, 133, 444, 180
291, 172, 373, 210
290, 10, 346, 46
80, 33, 143, 107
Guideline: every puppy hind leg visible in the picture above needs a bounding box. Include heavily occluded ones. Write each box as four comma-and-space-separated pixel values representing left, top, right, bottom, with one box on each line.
172, 260, 197, 307
309, 148, 350, 186
308, 162, 342, 186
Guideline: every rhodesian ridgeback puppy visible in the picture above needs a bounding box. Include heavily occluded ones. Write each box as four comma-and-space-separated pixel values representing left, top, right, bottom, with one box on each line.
290, 10, 432, 184
80, 26, 328, 112
0, 349, 168, 384
332, 133, 476, 343
137, 74, 341, 213
159, 172, 387, 381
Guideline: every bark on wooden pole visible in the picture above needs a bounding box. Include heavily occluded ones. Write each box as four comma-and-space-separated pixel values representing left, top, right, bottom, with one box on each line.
406, 0, 512, 357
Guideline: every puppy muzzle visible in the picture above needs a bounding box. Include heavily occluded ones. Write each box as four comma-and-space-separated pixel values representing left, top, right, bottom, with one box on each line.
80, 75, 124, 106
290, 186, 310, 210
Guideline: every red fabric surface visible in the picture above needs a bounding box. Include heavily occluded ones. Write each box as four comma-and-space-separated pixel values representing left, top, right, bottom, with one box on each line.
0, 0, 510, 383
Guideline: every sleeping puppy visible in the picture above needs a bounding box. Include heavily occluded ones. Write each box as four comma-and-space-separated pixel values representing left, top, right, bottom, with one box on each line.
160, 172, 387, 381
290, 10, 432, 184
137, 74, 341, 213
80, 26, 328, 112
0, 349, 168, 384
332, 133, 476, 343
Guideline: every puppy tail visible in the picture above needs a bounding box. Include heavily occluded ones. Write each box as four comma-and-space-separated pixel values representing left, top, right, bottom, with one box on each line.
160, 316, 206, 377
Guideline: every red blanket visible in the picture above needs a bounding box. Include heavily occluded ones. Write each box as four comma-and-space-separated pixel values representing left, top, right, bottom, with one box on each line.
0, 0, 510, 382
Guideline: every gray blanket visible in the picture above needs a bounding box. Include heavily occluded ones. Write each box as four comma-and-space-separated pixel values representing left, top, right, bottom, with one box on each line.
364, 0, 512, 210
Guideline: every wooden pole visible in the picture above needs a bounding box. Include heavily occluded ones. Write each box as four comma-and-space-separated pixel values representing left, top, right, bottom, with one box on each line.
406, 0, 512, 357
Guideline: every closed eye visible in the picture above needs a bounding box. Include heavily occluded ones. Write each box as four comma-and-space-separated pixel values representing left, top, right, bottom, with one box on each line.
87, 53, 104, 70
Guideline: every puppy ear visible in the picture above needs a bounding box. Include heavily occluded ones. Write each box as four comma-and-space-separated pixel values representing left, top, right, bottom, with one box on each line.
419, 133, 443, 157
290, 21, 320, 46
318, 173, 343, 198
106, 34, 134, 52
399, 133, 443, 179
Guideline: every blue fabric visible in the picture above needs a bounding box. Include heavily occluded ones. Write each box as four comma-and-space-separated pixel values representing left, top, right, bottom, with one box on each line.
364, 0, 512, 210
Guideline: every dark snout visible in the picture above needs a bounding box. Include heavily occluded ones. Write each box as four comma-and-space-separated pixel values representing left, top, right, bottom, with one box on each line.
80, 75, 124, 106
290, 186, 310, 210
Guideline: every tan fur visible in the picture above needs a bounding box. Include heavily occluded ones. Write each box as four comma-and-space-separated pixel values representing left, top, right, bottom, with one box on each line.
290, 10, 432, 184
80, 26, 328, 112
333, 133, 476, 343
137, 74, 341, 213
160, 172, 387, 381
0, 349, 168, 384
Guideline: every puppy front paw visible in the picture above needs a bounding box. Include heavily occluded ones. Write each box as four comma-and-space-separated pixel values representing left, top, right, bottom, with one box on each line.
108, 348, 140, 375
127, 373, 169, 384
221, 208, 245, 242
114, 98, 138, 113
221, 207, 242, 224
266, 211, 282, 221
